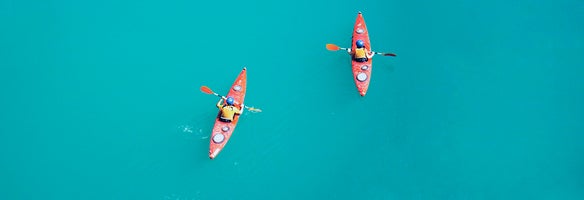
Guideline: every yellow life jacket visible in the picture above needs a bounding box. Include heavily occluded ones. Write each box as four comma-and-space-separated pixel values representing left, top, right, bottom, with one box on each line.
355, 48, 366, 59
220, 105, 238, 121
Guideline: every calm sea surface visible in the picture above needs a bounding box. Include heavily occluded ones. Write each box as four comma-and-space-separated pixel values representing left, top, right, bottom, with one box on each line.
1, 0, 583, 199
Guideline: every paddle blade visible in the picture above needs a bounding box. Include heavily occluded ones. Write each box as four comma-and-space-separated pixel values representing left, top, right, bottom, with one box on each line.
200, 86, 213, 94
247, 107, 262, 113
326, 44, 340, 51
375, 52, 397, 57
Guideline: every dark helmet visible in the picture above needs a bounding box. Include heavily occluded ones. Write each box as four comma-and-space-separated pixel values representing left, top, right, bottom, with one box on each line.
356, 40, 365, 48
226, 97, 235, 105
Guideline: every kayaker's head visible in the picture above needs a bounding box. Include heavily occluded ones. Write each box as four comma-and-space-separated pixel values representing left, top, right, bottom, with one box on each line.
226, 97, 235, 105
356, 40, 365, 48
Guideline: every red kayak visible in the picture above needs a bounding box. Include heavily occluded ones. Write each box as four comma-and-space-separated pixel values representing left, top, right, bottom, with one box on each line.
209, 67, 247, 159
351, 11, 372, 96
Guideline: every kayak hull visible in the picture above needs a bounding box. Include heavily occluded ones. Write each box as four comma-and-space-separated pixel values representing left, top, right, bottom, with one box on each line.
351, 12, 372, 96
209, 68, 247, 159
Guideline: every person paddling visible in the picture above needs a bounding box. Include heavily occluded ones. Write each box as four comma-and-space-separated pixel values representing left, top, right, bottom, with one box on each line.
216, 96, 244, 123
347, 40, 373, 62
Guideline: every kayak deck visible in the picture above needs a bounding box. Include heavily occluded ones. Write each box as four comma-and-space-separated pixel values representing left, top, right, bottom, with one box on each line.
209, 67, 247, 159
351, 12, 372, 96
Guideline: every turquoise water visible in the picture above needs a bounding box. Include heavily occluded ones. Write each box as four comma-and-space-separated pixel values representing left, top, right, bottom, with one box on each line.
1, 0, 583, 199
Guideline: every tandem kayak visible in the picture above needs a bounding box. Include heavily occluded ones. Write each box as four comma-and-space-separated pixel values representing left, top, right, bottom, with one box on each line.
209, 67, 247, 159
351, 11, 372, 96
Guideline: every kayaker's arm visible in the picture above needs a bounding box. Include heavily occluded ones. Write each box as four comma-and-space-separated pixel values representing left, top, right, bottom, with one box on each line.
237, 104, 244, 115
216, 99, 223, 108
367, 50, 374, 58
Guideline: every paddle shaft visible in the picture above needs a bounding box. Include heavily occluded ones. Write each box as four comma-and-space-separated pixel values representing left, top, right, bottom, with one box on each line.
328, 44, 395, 57
212, 93, 255, 110
347, 47, 392, 56
201, 86, 260, 111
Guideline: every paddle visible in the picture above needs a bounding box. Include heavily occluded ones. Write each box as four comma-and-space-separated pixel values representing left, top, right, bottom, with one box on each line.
326, 43, 396, 57
326, 43, 348, 51
200, 86, 262, 113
